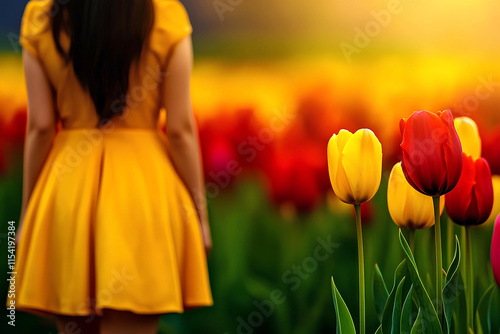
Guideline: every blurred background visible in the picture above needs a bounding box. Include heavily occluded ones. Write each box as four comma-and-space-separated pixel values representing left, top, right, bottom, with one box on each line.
1, 0, 500, 333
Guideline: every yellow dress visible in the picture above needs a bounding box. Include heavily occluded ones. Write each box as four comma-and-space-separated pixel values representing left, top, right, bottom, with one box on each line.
6, 0, 213, 317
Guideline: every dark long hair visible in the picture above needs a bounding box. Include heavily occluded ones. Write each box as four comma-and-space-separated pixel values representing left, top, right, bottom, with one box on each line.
52, 0, 154, 124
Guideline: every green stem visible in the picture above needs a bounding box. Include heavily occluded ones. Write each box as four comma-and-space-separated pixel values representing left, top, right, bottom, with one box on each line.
447, 218, 454, 266
433, 196, 443, 323
461, 226, 467, 279
465, 226, 473, 331
409, 229, 415, 254
354, 204, 365, 334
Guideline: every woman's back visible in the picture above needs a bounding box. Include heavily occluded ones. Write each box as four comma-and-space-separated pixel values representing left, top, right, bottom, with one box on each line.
20, 0, 191, 129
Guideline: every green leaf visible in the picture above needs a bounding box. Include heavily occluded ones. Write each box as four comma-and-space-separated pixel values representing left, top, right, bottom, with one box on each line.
382, 261, 405, 334
382, 277, 399, 334
373, 263, 390, 323
331, 276, 356, 334
392, 277, 406, 334
401, 286, 414, 333
393, 260, 409, 290
443, 236, 461, 334
475, 283, 495, 334
426, 272, 435, 302
399, 229, 443, 334
375, 325, 382, 334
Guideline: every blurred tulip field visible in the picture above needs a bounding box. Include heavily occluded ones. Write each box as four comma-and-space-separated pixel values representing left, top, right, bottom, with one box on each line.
2, 0, 500, 333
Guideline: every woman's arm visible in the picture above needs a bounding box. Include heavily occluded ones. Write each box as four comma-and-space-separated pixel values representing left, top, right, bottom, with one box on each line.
160, 36, 212, 255
16, 49, 57, 245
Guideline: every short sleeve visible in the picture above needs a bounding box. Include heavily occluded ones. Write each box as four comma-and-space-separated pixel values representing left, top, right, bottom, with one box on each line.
152, 0, 193, 66
160, 0, 192, 44
19, 0, 52, 58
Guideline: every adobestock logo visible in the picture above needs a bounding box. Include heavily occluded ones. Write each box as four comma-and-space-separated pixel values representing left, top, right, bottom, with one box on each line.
452, 74, 500, 117
213, 0, 245, 21
339, 0, 409, 63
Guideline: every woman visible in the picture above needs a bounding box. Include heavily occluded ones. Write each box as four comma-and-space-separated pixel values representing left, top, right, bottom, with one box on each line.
7, 0, 213, 333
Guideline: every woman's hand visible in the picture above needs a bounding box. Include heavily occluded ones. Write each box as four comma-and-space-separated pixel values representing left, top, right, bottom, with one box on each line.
198, 215, 212, 257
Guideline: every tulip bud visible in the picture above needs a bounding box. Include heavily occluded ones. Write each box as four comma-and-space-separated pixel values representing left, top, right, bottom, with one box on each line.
491, 214, 500, 287
445, 154, 494, 226
454, 117, 481, 159
400, 109, 463, 196
327, 129, 382, 205
388, 162, 444, 229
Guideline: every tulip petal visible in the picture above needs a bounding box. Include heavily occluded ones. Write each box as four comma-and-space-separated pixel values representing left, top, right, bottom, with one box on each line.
405, 167, 442, 229
486, 175, 500, 224
388, 162, 408, 228
492, 215, 500, 287
328, 135, 342, 196
399, 118, 407, 136
405, 191, 435, 229
388, 161, 439, 229
454, 117, 481, 160
401, 111, 447, 195
341, 129, 382, 204
464, 191, 480, 224
446, 154, 475, 224
336, 129, 353, 152
400, 160, 421, 193
336, 160, 355, 204
441, 110, 463, 194
473, 158, 494, 225
328, 132, 354, 204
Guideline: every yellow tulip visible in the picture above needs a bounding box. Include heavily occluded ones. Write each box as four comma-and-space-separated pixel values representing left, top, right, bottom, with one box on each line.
327, 129, 382, 205
454, 117, 481, 159
388, 162, 445, 229
486, 175, 500, 225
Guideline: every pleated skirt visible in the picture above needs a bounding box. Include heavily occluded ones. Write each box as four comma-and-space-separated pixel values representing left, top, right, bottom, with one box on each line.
6, 128, 213, 317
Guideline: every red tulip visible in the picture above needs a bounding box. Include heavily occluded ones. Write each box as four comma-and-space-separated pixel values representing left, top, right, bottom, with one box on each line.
400, 109, 463, 196
482, 126, 500, 175
203, 138, 237, 175
5, 109, 27, 146
445, 154, 494, 225
0, 144, 5, 175
265, 144, 322, 212
492, 214, 500, 287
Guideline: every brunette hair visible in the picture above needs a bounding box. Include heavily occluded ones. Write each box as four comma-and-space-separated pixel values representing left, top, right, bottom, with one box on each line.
52, 0, 154, 123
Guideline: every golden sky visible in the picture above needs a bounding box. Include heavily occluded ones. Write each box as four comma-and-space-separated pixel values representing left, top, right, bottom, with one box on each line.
187, 0, 500, 58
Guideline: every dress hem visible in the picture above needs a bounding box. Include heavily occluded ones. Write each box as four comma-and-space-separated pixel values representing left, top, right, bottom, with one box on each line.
12, 300, 214, 318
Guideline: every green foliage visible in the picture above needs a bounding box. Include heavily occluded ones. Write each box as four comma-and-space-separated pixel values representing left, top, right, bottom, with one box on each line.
475, 284, 495, 334
453, 272, 468, 334
443, 236, 461, 334
488, 289, 500, 333
373, 263, 389, 322
391, 277, 406, 334
331, 276, 357, 334
2, 171, 499, 334
400, 286, 414, 333
399, 229, 442, 334
381, 261, 408, 334
370, 231, 455, 334
381, 275, 400, 334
